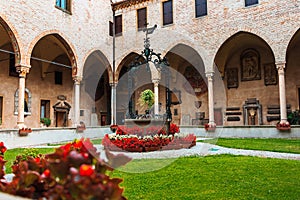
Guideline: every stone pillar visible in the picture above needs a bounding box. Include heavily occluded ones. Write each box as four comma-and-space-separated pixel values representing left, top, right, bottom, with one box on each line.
152, 79, 160, 115
206, 72, 216, 126
16, 65, 30, 128
276, 62, 287, 123
110, 82, 117, 125
73, 76, 82, 127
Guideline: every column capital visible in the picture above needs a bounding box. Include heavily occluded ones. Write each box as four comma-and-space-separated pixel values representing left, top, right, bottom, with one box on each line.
152, 78, 160, 86
275, 61, 286, 71
16, 64, 31, 77
110, 81, 118, 87
205, 71, 214, 78
73, 76, 82, 84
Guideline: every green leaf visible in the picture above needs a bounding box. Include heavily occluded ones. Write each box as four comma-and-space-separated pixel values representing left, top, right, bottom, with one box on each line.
24, 171, 40, 187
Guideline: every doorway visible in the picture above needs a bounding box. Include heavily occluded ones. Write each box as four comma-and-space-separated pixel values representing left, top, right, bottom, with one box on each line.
56, 111, 67, 127
53, 97, 71, 127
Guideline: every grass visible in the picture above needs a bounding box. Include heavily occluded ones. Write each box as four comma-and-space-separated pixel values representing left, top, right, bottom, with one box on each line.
4, 138, 103, 173
114, 155, 300, 200
4, 148, 55, 174
2, 142, 300, 199
199, 138, 300, 154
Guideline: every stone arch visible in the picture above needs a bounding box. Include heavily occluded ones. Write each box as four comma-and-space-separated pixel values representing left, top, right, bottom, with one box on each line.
115, 26, 215, 73
164, 43, 211, 125
286, 28, 300, 65
162, 40, 213, 73
212, 28, 284, 65
214, 31, 275, 78
27, 31, 78, 78
285, 28, 300, 111
0, 16, 21, 65
165, 43, 207, 80
115, 52, 140, 81
82, 49, 113, 83
81, 50, 113, 126
214, 31, 277, 126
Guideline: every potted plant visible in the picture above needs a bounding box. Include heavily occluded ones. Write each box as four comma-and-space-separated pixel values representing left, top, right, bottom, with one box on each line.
276, 121, 291, 131
204, 123, 216, 132
40, 117, 51, 127
18, 127, 32, 136
76, 121, 86, 132
138, 89, 154, 114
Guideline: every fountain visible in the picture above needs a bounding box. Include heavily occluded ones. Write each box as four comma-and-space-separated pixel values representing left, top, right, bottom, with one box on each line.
124, 24, 172, 133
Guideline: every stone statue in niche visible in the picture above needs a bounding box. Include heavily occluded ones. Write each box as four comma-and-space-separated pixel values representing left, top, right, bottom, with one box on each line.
226, 68, 238, 88
264, 63, 277, 85
241, 49, 261, 81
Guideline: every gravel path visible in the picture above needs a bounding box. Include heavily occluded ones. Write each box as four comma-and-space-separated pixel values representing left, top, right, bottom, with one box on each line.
96, 142, 300, 161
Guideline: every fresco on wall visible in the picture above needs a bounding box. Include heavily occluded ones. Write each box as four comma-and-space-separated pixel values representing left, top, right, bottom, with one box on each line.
182, 66, 207, 97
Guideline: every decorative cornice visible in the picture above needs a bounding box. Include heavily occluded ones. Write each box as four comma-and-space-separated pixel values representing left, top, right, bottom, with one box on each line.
112, 0, 150, 11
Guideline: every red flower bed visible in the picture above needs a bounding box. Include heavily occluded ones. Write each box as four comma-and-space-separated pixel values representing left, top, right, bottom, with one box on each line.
169, 123, 180, 135
116, 125, 167, 137
102, 133, 196, 152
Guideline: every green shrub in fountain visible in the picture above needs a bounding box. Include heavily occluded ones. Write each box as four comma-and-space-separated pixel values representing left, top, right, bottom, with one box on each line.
138, 89, 154, 113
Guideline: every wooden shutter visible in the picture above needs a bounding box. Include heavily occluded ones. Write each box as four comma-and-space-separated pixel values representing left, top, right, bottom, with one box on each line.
163, 1, 173, 25
138, 8, 147, 30
109, 21, 113, 36
195, 0, 207, 17
115, 15, 122, 35
245, 0, 258, 7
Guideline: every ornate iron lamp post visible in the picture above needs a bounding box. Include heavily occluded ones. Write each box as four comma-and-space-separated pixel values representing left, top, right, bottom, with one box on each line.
127, 24, 172, 133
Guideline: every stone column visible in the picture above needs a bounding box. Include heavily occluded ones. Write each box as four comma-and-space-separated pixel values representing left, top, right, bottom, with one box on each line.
73, 76, 82, 127
206, 72, 216, 126
16, 65, 30, 129
276, 62, 287, 123
152, 79, 160, 115
110, 82, 117, 125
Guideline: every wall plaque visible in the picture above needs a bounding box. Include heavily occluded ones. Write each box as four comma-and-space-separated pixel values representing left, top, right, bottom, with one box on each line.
226, 68, 238, 88
241, 49, 261, 81
264, 63, 277, 85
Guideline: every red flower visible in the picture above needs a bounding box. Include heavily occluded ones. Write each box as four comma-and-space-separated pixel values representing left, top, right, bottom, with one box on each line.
34, 157, 41, 163
73, 140, 83, 149
42, 169, 51, 178
169, 123, 180, 134
79, 164, 94, 176
0, 142, 7, 155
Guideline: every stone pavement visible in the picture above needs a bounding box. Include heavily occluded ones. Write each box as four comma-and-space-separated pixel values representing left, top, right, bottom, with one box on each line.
97, 142, 300, 161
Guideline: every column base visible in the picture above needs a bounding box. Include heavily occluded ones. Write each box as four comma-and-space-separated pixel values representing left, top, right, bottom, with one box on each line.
276, 121, 291, 131
16, 122, 26, 129
205, 122, 216, 132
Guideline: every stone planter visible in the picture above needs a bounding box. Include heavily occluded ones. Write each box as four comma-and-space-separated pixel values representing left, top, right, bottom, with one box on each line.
18, 128, 32, 136
276, 126, 291, 131
110, 125, 118, 133
124, 119, 165, 128
144, 146, 160, 152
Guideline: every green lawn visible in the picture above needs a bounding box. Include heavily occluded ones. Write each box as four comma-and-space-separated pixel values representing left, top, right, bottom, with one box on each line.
4, 148, 55, 174
199, 138, 300, 154
114, 155, 300, 200
3, 141, 300, 199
